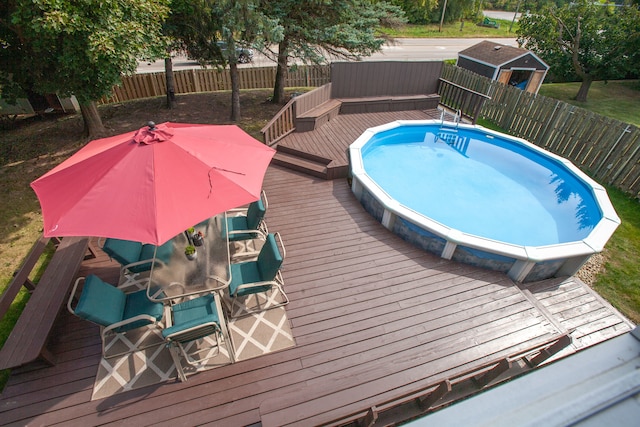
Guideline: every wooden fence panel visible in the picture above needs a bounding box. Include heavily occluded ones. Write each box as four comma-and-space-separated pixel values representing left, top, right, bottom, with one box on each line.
441, 63, 640, 198
103, 65, 331, 102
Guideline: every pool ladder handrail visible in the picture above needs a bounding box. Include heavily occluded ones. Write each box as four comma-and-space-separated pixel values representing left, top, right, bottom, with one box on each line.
439, 109, 461, 129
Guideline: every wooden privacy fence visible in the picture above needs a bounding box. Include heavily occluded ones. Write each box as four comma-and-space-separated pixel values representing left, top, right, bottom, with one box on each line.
101, 65, 331, 104
441, 63, 640, 198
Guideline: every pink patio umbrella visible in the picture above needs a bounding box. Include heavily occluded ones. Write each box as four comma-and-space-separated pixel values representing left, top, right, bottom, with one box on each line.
31, 122, 276, 245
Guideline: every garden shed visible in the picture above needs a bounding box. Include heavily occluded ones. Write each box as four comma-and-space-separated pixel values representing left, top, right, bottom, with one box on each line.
457, 40, 549, 94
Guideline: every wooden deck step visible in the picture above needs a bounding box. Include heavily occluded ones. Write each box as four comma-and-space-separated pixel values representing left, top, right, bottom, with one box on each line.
271, 151, 328, 179
277, 145, 332, 165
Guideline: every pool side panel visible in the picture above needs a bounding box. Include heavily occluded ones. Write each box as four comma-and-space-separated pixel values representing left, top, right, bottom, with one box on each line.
452, 245, 516, 274
393, 217, 447, 255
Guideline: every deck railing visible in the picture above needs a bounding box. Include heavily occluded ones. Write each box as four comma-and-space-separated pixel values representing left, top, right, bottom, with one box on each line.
261, 83, 333, 145
294, 83, 332, 117
438, 78, 491, 124
261, 96, 296, 146
328, 333, 571, 427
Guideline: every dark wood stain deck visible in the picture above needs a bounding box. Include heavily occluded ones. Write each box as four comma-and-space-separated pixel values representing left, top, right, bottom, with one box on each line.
0, 164, 633, 424
276, 109, 441, 170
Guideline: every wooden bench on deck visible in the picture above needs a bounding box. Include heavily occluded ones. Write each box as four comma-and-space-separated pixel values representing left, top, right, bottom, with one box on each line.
0, 236, 92, 371
295, 99, 342, 132
338, 93, 440, 115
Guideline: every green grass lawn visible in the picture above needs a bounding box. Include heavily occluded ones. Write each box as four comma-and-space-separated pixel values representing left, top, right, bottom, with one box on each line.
381, 18, 517, 38
538, 80, 640, 127
594, 186, 640, 324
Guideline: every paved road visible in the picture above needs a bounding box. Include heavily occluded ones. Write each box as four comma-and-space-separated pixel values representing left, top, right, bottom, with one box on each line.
137, 37, 518, 74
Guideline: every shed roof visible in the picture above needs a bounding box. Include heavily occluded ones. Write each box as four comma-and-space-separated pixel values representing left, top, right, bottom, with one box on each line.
458, 40, 548, 69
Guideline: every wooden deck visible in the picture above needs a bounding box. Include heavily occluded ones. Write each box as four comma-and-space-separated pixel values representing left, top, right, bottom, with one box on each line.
0, 164, 633, 426
273, 109, 442, 179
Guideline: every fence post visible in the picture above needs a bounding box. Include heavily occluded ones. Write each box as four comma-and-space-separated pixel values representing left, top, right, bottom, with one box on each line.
594, 125, 631, 176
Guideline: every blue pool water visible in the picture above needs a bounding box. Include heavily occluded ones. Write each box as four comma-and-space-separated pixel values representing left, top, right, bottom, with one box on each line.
361, 125, 602, 247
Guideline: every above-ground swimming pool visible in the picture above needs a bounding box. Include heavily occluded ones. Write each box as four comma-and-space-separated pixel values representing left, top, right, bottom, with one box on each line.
349, 120, 620, 282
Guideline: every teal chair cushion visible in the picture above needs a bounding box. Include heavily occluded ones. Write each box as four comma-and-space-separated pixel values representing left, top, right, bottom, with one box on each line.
230, 262, 266, 297
245, 199, 266, 229
150, 240, 175, 264
225, 199, 265, 242
162, 294, 220, 341
104, 239, 174, 274
118, 288, 165, 332
75, 275, 126, 327
134, 240, 174, 273
257, 234, 283, 280
102, 238, 143, 267
229, 234, 281, 297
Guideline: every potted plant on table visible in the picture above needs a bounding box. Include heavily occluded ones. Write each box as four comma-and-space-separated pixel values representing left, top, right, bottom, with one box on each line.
184, 245, 197, 260
192, 230, 204, 246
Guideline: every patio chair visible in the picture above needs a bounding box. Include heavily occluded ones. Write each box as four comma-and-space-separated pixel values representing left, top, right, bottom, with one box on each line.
162, 293, 226, 382
227, 232, 288, 318
99, 238, 174, 276
67, 274, 165, 359
224, 190, 269, 238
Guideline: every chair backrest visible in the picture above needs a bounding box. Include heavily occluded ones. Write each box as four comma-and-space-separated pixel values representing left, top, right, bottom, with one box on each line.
102, 238, 143, 266
140, 240, 174, 265
257, 234, 283, 280
245, 198, 266, 230
74, 275, 126, 327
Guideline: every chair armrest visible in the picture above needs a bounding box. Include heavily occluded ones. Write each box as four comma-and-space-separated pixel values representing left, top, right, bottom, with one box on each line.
163, 321, 220, 343
273, 232, 286, 260
102, 314, 161, 338
67, 277, 85, 315
227, 228, 267, 239
206, 275, 231, 291
119, 258, 155, 275
233, 279, 278, 295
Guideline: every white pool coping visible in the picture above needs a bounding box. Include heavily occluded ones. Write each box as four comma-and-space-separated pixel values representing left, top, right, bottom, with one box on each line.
349, 120, 621, 282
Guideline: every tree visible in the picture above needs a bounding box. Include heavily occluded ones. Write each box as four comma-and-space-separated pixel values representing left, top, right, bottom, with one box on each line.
390, 0, 439, 24
517, 1, 639, 102
431, 0, 479, 25
174, 0, 282, 121
0, 0, 169, 138
265, 0, 406, 104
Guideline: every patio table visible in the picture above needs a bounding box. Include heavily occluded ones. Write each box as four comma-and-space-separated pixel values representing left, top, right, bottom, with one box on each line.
146, 214, 231, 302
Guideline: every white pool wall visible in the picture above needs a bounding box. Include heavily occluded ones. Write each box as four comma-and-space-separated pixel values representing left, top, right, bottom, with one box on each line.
349, 120, 621, 282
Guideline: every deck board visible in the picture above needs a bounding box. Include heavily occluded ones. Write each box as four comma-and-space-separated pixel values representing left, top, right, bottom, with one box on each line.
0, 162, 633, 426
276, 109, 441, 169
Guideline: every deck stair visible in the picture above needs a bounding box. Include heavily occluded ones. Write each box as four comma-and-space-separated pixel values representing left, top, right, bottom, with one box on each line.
271, 145, 332, 179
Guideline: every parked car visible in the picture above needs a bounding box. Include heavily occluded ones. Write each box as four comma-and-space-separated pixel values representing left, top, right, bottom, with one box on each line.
216, 41, 254, 63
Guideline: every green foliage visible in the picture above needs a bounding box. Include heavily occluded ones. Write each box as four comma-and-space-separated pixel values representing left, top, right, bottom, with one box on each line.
517, 1, 640, 99
266, 0, 406, 64
0, 0, 169, 104
390, 0, 480, 24
538, 80, 640, 127
381, 18, 517, 37
389, 0, 439, 24
483, 1, 570, 14
593, 186, 640, 324
171, 0, 282, 67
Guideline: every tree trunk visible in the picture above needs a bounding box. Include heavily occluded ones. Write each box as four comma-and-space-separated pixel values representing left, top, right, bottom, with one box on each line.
79, 101, 107, 138
575, 75, 593, 102
165, 54, 176, 109
229, 61, 240, 121
272, 38, 290, 104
